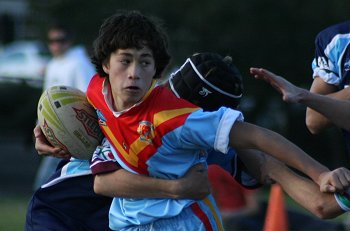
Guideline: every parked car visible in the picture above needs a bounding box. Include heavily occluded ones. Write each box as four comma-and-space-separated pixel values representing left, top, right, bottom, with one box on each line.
0, 40, 50, 86
0, 41, 48, 144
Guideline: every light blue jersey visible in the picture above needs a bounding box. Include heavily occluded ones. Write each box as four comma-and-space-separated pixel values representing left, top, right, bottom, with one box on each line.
312, 20, 350, 87
92, 106, 243, 230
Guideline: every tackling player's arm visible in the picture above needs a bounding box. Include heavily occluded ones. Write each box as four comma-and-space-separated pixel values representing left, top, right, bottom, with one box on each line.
35, 136, 208, 197
228, 120, 350, 192
306, 77, 337, 134
238, 149, 346, 219
93, 163, 210, 199
34, 125, 210, 199
306, 77, 350, 134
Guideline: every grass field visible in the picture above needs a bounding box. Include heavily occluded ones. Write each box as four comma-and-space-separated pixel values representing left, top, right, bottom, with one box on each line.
0, 194, 31, 231
0, 188, 347, 231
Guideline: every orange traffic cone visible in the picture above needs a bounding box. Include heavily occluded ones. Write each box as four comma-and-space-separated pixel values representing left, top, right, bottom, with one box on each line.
263, 184, 288, 231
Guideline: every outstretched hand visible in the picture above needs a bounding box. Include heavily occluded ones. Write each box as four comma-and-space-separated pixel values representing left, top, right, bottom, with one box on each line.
33, 124, 71, 159
250, 67, 306, 104
318, 167, 350, 193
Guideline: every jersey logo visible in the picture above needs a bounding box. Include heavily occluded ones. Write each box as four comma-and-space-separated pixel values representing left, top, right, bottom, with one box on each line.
199, 87, 212, 97
317, 56, 329, 69
137, 120, 155, 144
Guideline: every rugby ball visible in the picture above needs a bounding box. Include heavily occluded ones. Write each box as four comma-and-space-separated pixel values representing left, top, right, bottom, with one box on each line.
37, 86, 104, 160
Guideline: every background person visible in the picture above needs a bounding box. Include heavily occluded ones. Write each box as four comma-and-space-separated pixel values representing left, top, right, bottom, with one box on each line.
33, 22, 96, 189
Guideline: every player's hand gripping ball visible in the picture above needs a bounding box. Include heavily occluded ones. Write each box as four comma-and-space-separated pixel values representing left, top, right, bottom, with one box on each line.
37, 86, 104, 160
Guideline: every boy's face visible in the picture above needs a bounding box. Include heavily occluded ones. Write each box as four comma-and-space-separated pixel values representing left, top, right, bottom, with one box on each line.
103, 47, 156, 111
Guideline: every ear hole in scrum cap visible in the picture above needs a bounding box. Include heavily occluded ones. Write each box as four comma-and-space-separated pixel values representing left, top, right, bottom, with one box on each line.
169, 59, 198, 101
169, 52, 244, 111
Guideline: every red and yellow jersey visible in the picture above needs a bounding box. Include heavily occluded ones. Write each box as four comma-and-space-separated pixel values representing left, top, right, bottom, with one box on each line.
86, 74, 243, 230
87, 74, 200, 175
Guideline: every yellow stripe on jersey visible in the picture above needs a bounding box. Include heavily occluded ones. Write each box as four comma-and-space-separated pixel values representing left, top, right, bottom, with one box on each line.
203, 197, 224, 231
101, 125, 139, 167
127, 107, 199, 165
153, 107, 199, 127
101, 107, 199, 168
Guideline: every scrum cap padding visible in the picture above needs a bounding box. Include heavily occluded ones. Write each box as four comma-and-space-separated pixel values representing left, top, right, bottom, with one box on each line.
169, 53, 243, 111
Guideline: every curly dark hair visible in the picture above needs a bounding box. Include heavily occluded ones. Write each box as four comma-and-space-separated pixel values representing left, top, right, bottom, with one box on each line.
91, 10, 171, 79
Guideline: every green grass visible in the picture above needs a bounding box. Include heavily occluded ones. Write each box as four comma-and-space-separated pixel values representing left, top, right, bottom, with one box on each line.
0, 195, 31, 231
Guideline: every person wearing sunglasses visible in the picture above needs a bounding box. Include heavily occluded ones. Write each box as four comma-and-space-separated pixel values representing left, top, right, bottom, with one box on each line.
33, 22, 96, 189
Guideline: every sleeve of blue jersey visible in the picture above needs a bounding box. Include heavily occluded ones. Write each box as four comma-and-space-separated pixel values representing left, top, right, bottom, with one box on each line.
180, 107, 243, 154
